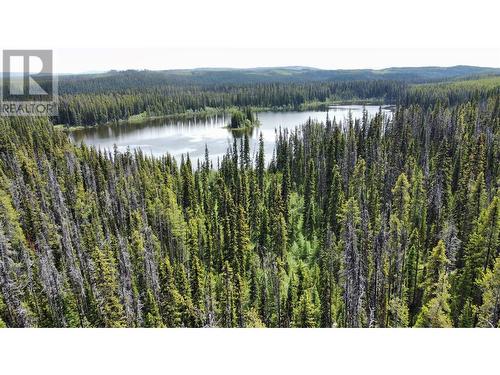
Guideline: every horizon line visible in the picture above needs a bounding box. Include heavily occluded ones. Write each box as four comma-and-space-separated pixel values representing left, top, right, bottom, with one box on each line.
49, 64, 500, 75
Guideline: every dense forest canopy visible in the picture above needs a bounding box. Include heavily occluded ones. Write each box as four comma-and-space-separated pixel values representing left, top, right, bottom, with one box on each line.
55, 66, 500, 92
0, 82, 498, 326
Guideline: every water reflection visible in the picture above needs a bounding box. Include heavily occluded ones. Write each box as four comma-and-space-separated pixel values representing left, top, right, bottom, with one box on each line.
70, 105, 392, 164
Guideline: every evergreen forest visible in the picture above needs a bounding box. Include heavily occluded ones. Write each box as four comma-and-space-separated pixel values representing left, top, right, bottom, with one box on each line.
0, 68, 499, 327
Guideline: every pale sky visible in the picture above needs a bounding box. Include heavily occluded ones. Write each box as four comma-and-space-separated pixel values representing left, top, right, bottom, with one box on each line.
53, 48, 500, 74
3, 1, 499, 74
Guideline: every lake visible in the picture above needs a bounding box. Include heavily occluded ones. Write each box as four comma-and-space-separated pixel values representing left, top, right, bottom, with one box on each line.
69, 105, 393, 164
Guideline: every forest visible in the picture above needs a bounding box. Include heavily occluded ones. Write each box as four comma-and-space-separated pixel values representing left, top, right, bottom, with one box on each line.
0, 78, 498, 326
44, 67, 500, 127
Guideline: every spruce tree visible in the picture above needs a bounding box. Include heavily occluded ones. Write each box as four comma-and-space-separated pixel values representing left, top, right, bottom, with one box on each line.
477, 256, 500, 327
415, 240, 452, 327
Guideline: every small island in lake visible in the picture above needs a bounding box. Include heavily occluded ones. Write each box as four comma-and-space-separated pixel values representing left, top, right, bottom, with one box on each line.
227, 107, 260, 130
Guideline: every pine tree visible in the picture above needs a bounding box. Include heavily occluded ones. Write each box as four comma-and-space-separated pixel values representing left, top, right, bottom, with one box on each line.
292, 291, 317, 328
318, 233, 336, 327
257, 132, 265, 193
91, 242, 127, 328
190, 255, 206, 326
387, 296, 409, 327
281, 162, 291, 223
303, 159, 317, 240
415, 272, 452, 328
175, 263, 194, 326
144, 289, 164, 327
477, 256, 500, 327
405, 229, 421, 322
327, 165, 343, 236
220, 261, 236, 328
415, 240, 452, 327
160, 257, 183, 327
456, 196, 499, 318
422, 240, 449, 304
339, 197, 366, 327
181, 154, 197, 214
0, 294, 7, 328
392, 173, 410, 224
236, 204, 251, 275
386, 173, 412, 314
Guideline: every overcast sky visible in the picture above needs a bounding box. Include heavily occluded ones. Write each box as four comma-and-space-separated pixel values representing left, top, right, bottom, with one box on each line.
52, 48, 500, 74
3, 1, 499, 74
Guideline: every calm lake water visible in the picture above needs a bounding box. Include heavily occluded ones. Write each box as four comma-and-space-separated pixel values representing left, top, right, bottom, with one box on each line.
69, 105, 393, 164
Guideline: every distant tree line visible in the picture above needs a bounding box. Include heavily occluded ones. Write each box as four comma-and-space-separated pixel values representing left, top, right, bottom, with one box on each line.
52, 72, 499, 127
54, 80, 406, 126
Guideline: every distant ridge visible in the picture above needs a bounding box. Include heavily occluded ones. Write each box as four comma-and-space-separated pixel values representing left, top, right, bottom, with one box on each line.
53, 65, 500, 94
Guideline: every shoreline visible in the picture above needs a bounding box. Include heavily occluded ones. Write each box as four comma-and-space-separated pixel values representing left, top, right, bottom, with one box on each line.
55, 100, 392, 131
